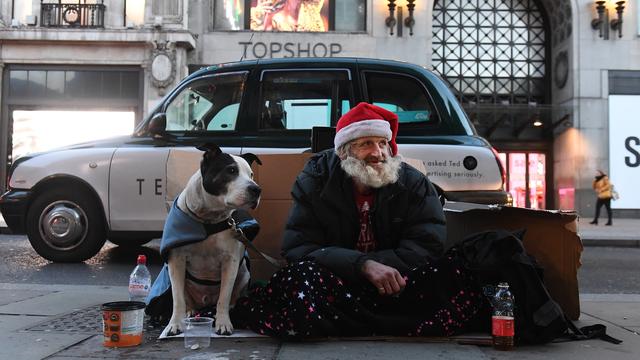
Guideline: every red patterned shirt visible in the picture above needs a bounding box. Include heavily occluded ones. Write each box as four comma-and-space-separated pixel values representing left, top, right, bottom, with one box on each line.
354, 189, 376, 253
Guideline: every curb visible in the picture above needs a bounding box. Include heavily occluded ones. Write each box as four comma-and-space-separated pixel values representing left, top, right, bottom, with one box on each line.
581, 238, 640, 247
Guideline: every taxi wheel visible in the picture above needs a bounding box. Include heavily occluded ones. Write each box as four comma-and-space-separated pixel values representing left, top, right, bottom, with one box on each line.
26, 187, 107, 262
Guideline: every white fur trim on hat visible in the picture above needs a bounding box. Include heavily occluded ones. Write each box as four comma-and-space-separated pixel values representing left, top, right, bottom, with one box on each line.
334, 119, 392, 151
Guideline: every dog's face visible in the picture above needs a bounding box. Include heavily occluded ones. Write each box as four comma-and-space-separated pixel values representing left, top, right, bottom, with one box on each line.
199, 146, 261, 210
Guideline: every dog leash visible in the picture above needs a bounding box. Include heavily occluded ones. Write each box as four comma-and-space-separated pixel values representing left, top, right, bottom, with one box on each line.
227, 216, 285, 269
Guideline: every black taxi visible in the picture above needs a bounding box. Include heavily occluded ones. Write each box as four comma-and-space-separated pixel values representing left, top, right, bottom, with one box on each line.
0, 57, 508, 262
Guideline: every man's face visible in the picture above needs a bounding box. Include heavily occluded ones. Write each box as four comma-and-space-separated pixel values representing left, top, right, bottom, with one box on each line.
349, 136, 391, 168
340, 136, 401, 189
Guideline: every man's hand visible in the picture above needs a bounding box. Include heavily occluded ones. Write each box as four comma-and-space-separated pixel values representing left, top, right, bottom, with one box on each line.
360, 260, 406, 296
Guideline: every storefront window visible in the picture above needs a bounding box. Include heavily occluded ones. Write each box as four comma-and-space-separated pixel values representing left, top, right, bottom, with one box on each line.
152, 0, 181, 16
8, 68, 140, 102
214, 0, 365, 32
508, 153, 527, 208
214, 0, 245, 30
528, 153, 545, 209
125, 0, 145, 26
501, 152, 546, 209
12, 110, 134, 161
432, 0, 546, 105
335, 0, 365, 31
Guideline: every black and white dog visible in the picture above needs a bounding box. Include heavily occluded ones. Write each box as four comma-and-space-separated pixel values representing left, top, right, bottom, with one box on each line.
160, 144, 261, 337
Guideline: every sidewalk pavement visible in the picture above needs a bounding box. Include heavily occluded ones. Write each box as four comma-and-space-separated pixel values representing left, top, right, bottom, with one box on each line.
578, 218, 640, 247
1, 216, 639, 359
1, 283, 639, 360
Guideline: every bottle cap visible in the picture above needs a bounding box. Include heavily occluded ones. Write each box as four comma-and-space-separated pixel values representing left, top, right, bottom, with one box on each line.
137, 254, 146, 265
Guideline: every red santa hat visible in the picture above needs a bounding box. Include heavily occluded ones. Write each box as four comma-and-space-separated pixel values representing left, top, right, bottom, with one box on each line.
334, 102, 399, 156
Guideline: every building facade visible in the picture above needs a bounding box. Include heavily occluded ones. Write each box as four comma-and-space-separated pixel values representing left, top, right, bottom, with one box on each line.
0, 0, 638, 217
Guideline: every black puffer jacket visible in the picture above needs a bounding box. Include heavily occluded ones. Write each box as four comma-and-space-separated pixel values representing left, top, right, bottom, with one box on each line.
282, 150, 446, 284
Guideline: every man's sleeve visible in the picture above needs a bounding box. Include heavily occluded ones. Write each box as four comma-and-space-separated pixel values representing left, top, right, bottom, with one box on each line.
365, 174, 446, 273
281, 175, 366, 283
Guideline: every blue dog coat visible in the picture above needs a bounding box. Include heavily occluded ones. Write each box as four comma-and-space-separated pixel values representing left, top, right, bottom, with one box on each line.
145, 200, 259, 320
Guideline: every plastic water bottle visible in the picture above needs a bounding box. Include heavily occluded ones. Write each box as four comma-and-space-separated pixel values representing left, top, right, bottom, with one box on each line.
128, 254, 151, 303
492, 282, 515, 350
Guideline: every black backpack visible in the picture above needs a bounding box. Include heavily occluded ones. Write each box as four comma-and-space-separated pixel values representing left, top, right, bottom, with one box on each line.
448, 229, 617, 345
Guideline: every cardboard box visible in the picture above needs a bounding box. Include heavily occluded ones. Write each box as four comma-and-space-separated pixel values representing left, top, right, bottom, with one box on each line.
165, 152, 583, 320
248, 154, 311, 278
444, 202, 582, 320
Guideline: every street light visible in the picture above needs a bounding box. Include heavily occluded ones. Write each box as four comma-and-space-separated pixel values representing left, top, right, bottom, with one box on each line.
591, 1, 607, 38
385, 0, 397, 36
404, 0, 416, 36
610, 1, 626, 38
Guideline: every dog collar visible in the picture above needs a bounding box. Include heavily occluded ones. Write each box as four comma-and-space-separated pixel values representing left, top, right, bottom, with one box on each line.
203, 220, 232, 236
184, 204, 232, 235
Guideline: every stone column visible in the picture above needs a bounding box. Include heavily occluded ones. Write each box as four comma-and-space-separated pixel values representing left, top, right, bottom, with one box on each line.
0, 61, 8, 191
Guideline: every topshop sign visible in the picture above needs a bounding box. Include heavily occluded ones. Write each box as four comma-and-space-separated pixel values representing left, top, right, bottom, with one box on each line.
608, 95, 640, 209
239, 41, 343, 59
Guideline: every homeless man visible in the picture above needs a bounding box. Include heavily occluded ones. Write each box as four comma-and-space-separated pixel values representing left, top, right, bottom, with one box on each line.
233, 102, 486, 338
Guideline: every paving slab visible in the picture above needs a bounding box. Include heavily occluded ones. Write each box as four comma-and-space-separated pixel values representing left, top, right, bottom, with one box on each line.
580, 294, 640, 302
53, 332, 281, 359
0, 283, 128, 293
279, 341, 486, 360
627, 327, 640, 334
0, 329, 91, 360
0, 286, 125, 316
578, 218, 640, 247
276, 320, 638, 360
0, 289, 52, 306
0, 314, 49, 333
477, 340, 638, 360
0, 307, 95, 360
2, 287, 640, 359
581, 300, 640, 327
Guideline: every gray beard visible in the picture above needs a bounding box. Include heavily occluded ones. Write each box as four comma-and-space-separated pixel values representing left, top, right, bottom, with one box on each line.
340, 155, 402, 189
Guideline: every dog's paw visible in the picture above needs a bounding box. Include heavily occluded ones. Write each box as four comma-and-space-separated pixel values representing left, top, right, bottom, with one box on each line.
215, 315, 234, 335
160, 321, 183, 338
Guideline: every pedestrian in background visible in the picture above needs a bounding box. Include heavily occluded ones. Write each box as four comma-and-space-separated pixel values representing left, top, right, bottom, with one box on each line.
590, 170, 613, 226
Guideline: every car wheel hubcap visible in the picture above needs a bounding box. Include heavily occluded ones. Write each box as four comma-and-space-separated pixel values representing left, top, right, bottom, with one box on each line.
39, 201, 88, 251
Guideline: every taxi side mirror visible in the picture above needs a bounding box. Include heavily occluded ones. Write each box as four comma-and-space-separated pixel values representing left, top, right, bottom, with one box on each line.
148, 113, 167, 137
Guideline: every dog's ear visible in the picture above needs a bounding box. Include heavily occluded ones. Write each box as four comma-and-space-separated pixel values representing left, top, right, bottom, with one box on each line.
196, 143, 221, 154
240, 153, 262, 166
196, 143, 222, 161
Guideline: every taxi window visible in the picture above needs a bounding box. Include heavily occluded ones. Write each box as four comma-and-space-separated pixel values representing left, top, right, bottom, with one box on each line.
165, 72, 247, 132
364, 72, 437, 124
259, 70, 353, 130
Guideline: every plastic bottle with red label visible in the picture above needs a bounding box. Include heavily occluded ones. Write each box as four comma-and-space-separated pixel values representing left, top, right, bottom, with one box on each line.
128, 254, 151, 304
492, 282, 515, 350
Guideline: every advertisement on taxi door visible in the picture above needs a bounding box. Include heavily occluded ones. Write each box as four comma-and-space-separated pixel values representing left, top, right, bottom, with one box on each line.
608, 95, 640, 209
